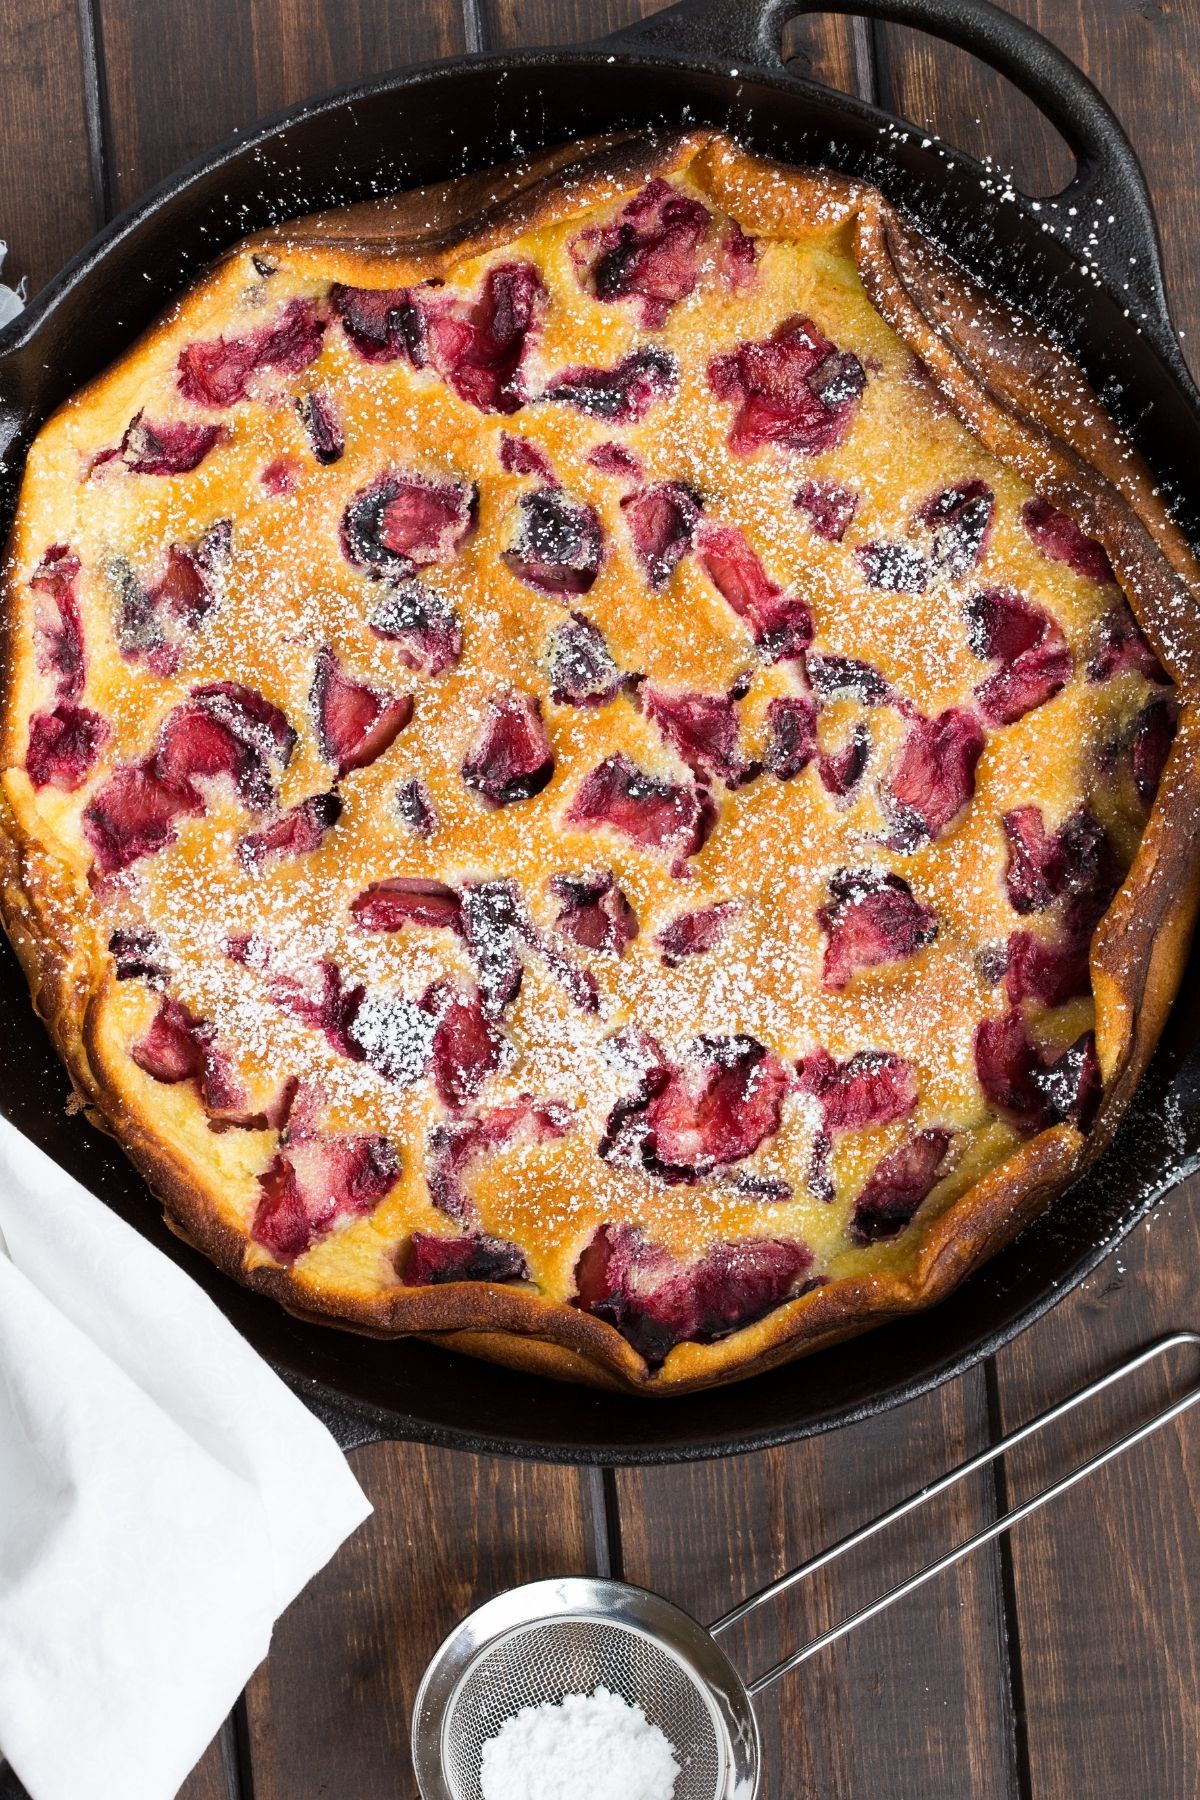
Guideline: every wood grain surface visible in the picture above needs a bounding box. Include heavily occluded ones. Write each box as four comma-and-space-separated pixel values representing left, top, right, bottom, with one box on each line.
992, 1241, 1200, 1796
0, 3, 1196, 1798
176, 1725, 237, 1800
240, 1450, 597, 1799
0, 0, 96, 290
618, 1369, 1019, 1800
97, 0, 468, 209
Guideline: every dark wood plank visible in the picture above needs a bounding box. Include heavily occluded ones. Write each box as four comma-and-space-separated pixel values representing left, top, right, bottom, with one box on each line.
241, 1444, 594, 1800
1052, 0, 1200, 360
478, 0, 869, 107
177, 1726, 234, 1800
619, 1370, 1018, 1800
477, 0, 661, 47
0, 0, 98, 292
96, 0, 466, 209
782, 12, 874, 104
990, 1179, 1200, 1798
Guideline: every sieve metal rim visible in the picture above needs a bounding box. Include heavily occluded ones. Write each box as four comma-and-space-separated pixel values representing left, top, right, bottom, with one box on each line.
411, 1576, 760, 1800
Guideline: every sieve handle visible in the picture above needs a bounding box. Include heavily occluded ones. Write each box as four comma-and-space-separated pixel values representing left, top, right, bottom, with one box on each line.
710, 1331, 1200, 1697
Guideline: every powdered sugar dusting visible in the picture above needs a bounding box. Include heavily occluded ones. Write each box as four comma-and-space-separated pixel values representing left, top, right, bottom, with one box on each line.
7, 139, 1179, 1346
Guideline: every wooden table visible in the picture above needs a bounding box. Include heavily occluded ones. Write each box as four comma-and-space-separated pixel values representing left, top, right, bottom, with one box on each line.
0, 1, 1197, 1795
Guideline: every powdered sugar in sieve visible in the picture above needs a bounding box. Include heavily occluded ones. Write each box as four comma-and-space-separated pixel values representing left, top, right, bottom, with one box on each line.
478, 1684, 680, 1800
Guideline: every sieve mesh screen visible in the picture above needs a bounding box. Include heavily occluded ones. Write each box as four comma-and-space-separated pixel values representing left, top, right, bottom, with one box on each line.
440, 1615, 725, 1800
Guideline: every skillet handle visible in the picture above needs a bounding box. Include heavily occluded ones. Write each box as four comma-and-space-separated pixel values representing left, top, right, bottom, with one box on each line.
604, 0, 1188, 387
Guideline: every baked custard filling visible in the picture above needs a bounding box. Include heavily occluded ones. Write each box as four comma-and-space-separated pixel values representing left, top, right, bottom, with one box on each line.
2, 132, 1191, 1388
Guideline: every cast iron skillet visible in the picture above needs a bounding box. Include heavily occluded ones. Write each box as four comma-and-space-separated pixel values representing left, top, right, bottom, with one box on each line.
1, 0, 1197, 1462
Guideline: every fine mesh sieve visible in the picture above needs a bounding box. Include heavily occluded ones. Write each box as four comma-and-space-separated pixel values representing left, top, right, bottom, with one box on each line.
412, 1577, 759, 1800
413, 1333, 1200, 1800
441, 1612, 731, 1800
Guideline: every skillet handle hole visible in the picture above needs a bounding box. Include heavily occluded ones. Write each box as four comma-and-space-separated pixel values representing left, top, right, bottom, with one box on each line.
782, 14, 1075, 197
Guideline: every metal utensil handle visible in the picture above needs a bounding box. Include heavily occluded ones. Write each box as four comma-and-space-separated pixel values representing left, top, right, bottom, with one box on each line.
708, 1331, 1199, 1697
605, 0, 1186, 389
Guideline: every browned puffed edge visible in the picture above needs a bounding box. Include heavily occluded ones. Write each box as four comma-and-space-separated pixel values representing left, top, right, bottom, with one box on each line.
2, 130, 1198, 1400
849, 182, 1200, 1100
243, 130, 710, 268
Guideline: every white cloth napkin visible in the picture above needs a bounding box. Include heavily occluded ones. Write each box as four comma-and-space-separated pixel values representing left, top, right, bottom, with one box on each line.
0, 1117, 373, 1800
0, 241, 25, 328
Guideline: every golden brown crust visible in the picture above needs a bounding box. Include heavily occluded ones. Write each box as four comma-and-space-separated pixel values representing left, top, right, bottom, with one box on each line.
2, 129, 1197, 1395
